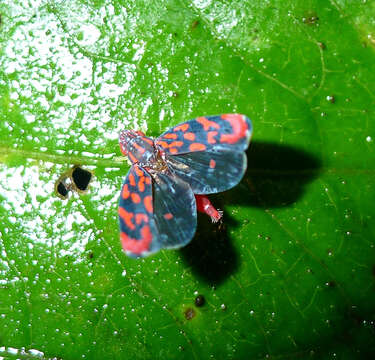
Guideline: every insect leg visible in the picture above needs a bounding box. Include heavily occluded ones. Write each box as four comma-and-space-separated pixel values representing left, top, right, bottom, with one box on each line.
195, 194, 223, 223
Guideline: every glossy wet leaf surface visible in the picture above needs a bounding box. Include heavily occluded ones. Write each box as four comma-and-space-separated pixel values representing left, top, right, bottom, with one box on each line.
0, 0, 374, 359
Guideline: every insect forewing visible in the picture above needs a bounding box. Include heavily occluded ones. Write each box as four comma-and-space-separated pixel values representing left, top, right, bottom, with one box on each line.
166, 149, 247, 194
119, 165, 158, 257
156, 114, 252, 194
156, 114, 252, 155
119, 165, 197, 257
152, 172, 197, 249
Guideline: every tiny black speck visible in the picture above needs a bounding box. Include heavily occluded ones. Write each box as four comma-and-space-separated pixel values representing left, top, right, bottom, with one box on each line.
194, 295, 205, 307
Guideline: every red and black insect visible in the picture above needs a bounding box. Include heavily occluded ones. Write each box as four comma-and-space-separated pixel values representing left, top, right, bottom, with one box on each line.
118, 114, 252, 257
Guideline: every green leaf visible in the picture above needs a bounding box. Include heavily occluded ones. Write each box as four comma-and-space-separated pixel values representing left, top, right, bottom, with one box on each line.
1, 0, 374, 359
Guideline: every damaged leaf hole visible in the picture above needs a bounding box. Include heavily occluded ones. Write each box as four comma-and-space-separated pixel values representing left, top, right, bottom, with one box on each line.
318, 41, 326, 50
55, 165, 94, 199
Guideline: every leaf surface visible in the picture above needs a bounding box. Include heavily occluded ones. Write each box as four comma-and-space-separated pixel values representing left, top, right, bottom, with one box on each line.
0, 0, 374, 359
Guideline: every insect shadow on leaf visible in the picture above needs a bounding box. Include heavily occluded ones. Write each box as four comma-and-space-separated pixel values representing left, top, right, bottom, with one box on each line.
237, 141, 322, 208
180, 209, 238, 285
181, 141, 321, 284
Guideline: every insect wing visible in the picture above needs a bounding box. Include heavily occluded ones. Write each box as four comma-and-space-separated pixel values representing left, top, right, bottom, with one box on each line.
119, 166, 197, 257
166, 149, 247, 194
152, 172, 197, 250
119, 165, 158, 257
156, 114, 252, 155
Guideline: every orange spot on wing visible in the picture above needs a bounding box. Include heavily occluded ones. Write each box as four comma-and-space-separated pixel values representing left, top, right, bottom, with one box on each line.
163, 133, 178, 139
134, 166, 144, 177
157, 140, 169, 149
122, 184, 130, 199
144, 195, 153, 213
135, 213, 149, 224
163, 213, 173, 220
120, 225, 153, 254
220, 114, 249, 144
142, 137, 154, 146
128, 172, 136, 186
169, 141, 183, 148
145, 177, 152, 185
209, 159, 216, 168
207, 131, 218, 144
189, 143, 206, 151
119, 207, 135, 230
133, 142, 145, 154
173, 123, 189, 132
138, 177, 145, 192
131, 192, 141, 203
196, 117, 220, 131
184, 132, 196, 141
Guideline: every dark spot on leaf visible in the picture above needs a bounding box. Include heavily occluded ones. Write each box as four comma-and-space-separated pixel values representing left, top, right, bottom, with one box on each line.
88, 252, 94, 259
184, 308, 195, 320
318, 42, 326, 50
194, 295, 205, 307
326, 95, 335, 103
71, 166, 93, 191
191, 20, 199, 30
302, 12, 319, 25
325, 280, 336, 288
